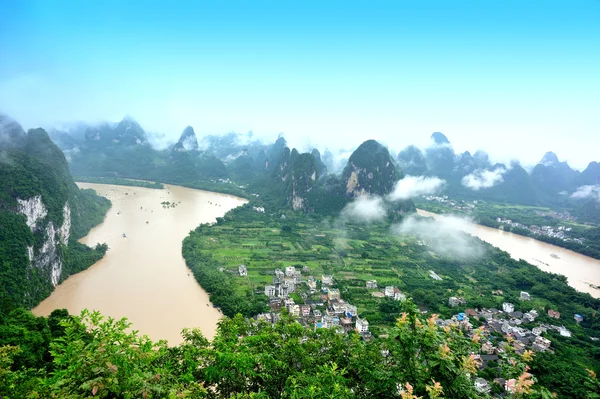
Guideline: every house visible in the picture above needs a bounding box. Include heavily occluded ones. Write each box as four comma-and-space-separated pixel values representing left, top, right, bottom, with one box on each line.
492, 290, 503, 295
313, 309, 322, 318
559, 326, 572, 337
429, 270, 442, 281
300, 305, 311, 317
264, 285, 276, 297
344, 304, 358, 317
481, 341, 495, 354
502, 302, 514, 313
284, 298, 295, 307
384, 286, 396, 298
238, 265, 248, 277
302, 266, 311, 273
340, 317, 353, 333
508, 311, 523, 319
284, 277, 296, 293
285, 266, 296, 277
535, 336, 551, 350
322, 275, 333, 285
328, 288, 341, 301
547, 309, 561, 319
278, 284, 289, 297
393, 288, 406, 301
574, 314, 584, 323
474, 378, 490, 394
532, 327, 545, 336
269, 298, 283, 311
366, 280, 378, 289
448, 297, 466, 307
356, 318, 369, 333
520, 291, 531, 301
275, 269, 284, 279
289, 304, 300, 317
523, 310, 538, 323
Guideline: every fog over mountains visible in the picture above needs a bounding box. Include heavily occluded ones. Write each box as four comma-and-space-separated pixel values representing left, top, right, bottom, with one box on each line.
45, 117, 597, 184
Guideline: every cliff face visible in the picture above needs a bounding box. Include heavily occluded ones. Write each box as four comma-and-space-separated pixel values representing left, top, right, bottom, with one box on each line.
1, 114, 110, 307
272, 148, 319, 211
16, 197, 71, 286
342, 140, 399, 198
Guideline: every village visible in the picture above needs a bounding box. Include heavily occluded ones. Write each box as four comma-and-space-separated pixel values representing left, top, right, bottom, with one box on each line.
420, 195, 584, 244
241, 263, 585, 395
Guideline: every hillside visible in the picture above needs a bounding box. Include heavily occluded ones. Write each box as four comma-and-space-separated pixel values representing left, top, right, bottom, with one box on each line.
0, 115, 110, 309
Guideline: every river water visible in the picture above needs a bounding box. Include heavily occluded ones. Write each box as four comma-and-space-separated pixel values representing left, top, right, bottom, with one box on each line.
416, 209, 600, 298
33, 183, 247, 344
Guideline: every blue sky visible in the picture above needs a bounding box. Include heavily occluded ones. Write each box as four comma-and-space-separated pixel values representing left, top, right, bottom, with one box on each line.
1, 0, 599, 169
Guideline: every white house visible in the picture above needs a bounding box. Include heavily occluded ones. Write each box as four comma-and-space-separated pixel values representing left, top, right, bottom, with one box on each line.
393, 288, 406, 302
275, 269, 284, 279
474, 378, 490, 394
322, 275, 334, 285
366, 280, 378, 289
502, 302, 514, 313
238, 264, 247, 277
384, 286, 395, 298
520, 291, 531, 301
265, 285, 276, 297
289, 304, 300, 317
285, 266, 296, 277
356, 318, 369, 333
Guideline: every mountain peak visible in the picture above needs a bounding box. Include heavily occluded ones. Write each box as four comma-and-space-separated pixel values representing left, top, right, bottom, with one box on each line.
342, 140, 398, 197
431, 132, 450, 145
540, 151, 559, 166
0, 114, 26, 146
174, 126, 199, 151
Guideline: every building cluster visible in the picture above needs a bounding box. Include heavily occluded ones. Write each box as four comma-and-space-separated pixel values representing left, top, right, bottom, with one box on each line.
258, 266, 383, 339
496, 217, 583, 244
440, 294, 574, 358
422, 195, 476, 212
533, 210, 576, 222
436, 294, 579, 394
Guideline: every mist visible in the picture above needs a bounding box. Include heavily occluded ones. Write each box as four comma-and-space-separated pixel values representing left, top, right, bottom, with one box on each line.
461, 167, 507, 190
340, 195, 387, 223
387, 176, 445, 200
571, 185, 600, 202
392, 214, 485, 259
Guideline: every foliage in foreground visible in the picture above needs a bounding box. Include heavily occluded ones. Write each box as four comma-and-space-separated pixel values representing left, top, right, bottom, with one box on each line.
3, 305, 598, 398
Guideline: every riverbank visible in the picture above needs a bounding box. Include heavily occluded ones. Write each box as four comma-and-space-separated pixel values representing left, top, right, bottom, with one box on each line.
417, 209, 600, 298
33, 183, 248, 344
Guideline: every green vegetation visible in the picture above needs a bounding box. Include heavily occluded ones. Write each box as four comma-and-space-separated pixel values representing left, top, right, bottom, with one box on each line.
3, 304, 591, 398
181, 205, 600, 397
74, 175, 164, 189
0, 125, 111, 309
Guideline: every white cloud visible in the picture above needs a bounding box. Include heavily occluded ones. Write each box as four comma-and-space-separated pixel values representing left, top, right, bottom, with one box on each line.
387, 176, 445, 200
571, 185, 600, 202
392, 214, 484, 259
461, 167, 506, 190
341, 195, 387, 223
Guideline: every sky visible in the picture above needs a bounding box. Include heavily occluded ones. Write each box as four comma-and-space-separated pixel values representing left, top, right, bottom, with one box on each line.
1, 0, 599, 170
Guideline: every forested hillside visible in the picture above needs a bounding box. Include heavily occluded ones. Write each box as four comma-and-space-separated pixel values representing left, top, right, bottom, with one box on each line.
0, 115, 110, 309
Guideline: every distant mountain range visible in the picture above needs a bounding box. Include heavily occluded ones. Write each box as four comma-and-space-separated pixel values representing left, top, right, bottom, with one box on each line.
37, 116, 600, 223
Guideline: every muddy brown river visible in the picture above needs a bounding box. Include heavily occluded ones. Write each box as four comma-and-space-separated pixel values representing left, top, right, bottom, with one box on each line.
417, 209, 600, 298
33, 183, 247, 344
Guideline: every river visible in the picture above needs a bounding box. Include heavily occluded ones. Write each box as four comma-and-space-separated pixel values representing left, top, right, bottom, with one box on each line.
33, 183, 248, 344
416, 209, 600, 298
